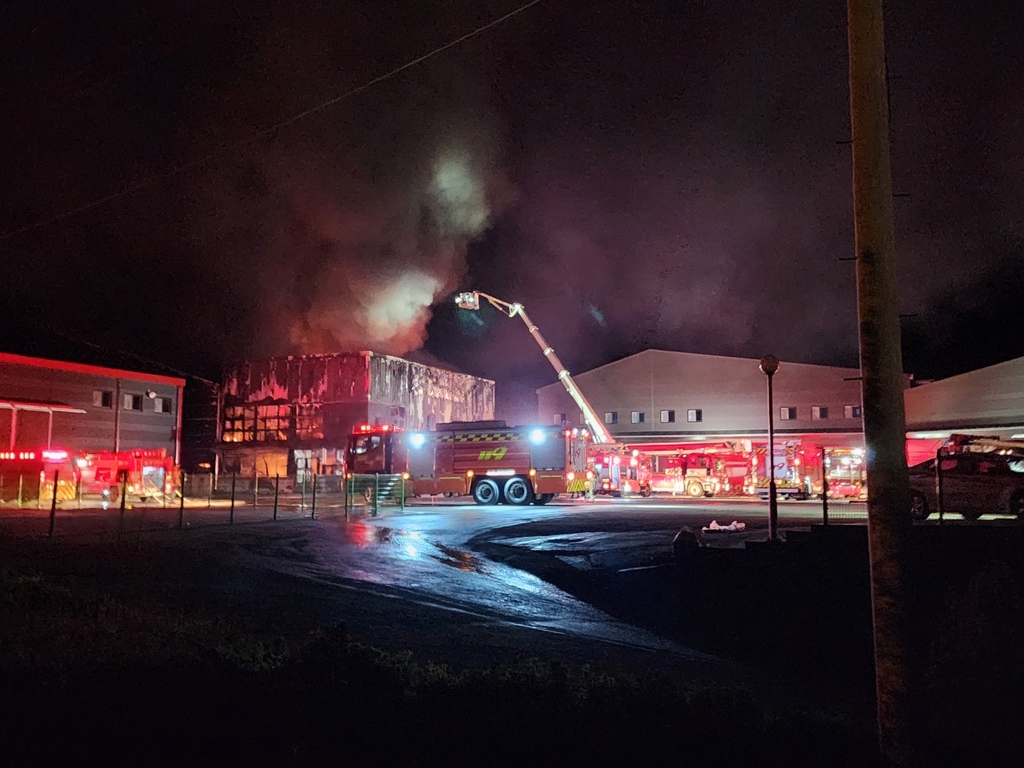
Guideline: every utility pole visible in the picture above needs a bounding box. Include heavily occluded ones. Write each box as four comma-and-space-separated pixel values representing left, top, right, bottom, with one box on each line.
847, 0, 917, 764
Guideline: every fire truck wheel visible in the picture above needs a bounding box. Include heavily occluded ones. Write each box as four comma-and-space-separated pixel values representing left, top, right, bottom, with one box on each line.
503, 477, 534, 506
686, 481, 704, 498
909, 491, 929, 521
640, 485, 652, 498
533, 493, 555, 506
472, 478, 500, 505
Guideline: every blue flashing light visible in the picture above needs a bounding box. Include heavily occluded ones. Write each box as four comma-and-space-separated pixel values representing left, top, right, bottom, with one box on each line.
410, 433, 426, 448
530, 429, 545, 445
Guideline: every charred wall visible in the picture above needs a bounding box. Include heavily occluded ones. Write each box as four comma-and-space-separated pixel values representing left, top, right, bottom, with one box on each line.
367, 353, 495, 429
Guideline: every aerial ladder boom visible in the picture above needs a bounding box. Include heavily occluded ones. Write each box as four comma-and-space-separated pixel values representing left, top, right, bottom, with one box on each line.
455, 291, 614, 444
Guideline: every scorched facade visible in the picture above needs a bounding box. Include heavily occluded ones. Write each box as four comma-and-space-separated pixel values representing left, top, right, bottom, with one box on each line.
218, 352, 495, 478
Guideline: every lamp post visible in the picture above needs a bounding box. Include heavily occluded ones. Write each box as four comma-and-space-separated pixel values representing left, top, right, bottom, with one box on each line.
759, 354, 780, 543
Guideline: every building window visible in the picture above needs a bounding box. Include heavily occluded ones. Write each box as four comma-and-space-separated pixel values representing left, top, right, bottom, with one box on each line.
553, 413, 566, 426
93, 390, 113, 408
780, 407, 797, 420
123, 394, 142, 411
687, 409, 702, 423
811, 406, 829, 420
844, 405, 863, 419
631, 411, 645, 424
154, 397, 172, 414
660, 409, 676, 424
604, 411, 618, 425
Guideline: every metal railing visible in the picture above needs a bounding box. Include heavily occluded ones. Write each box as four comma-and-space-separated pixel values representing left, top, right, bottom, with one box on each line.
0, 470, 410, 538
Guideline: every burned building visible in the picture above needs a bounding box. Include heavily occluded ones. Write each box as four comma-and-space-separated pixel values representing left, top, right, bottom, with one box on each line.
217, 352, 495, 477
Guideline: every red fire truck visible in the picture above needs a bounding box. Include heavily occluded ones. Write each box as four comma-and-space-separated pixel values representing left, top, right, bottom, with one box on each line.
588, 445, 652, 496
0, 448, 78, 503
346, 421, 589, 505
77, 449, 176, 503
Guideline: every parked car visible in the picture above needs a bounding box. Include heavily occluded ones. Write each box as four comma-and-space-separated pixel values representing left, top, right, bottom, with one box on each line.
907, 452, 1024, 521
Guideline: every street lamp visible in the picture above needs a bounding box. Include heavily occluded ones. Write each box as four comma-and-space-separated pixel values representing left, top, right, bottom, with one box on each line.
759, 354, 780, 543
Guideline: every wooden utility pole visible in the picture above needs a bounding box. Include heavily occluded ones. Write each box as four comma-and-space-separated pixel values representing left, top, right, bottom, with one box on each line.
846, 0, 917, 764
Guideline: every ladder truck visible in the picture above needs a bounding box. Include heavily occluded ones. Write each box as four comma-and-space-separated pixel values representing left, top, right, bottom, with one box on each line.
455, 291, 652, 496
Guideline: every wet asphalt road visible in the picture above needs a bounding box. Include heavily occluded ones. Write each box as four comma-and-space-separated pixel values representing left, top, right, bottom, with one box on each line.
1, 495, 877, 714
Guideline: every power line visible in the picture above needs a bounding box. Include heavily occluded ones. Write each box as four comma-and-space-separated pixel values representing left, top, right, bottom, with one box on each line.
0, 0, 543, 242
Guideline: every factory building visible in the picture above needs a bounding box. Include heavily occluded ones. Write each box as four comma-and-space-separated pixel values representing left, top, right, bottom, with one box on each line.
217, 351, 495, 478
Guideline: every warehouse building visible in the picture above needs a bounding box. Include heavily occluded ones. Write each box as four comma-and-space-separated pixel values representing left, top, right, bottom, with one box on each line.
217, 351, 495, 478
537, 349, 886, 496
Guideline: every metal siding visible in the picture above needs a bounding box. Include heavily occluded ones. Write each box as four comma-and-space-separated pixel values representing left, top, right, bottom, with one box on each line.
0, 361, 178, 454
904, 356, 1024, 431
367, 354, 495, 429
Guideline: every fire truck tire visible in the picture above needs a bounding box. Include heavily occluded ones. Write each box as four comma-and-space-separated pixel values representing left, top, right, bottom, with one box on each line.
686, 481, 704, 498
640, 485, 652, 498
534, 493, 555, 505
472, 478, 500, 505
503, 477, 533, 506
909, 490, 929, 521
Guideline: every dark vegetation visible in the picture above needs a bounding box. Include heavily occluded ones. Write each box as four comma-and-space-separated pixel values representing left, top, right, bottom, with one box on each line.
0, 539, 876, 767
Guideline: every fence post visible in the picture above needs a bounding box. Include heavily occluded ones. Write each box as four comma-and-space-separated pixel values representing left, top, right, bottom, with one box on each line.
229, 471, 236, 524
48, 470, 59, 537
311, 474, 317, 519
253, 470, 259, 510
0, 473, 4, 508
273, 474, 279, 521
17, 474, 23, 509
77, 475, 82, 509
300, 474, 306, 511
207, 475, 213, 509
344, 474, 350, 520
119, 474, 128, 532
401, 474, 406, 511
179, 472, 186, 530
935, 448, 944, 524
373, 473, 379, 517
821, 448, 829, 526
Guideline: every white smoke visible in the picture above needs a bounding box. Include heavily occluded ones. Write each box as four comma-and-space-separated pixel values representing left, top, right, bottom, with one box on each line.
286, 137, 510, 356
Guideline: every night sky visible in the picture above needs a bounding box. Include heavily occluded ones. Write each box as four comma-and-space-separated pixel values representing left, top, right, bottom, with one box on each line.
2, 1, 1022, 418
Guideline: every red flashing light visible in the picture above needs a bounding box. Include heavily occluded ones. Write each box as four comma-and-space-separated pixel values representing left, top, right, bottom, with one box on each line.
43, 450, 69, 462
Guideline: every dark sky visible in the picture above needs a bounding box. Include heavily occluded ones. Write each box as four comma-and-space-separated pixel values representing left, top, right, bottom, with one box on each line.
2, 0, 1022, 418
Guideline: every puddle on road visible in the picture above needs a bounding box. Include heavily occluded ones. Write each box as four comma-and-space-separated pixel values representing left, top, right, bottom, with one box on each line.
429, 542, 486, 573
334, 522, 484, 573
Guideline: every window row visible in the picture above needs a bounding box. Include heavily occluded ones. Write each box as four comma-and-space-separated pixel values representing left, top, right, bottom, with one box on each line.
554, 404, 865, 426
600, 409, 703, 425
93, 390, 172, 414
780, 405, 862, 421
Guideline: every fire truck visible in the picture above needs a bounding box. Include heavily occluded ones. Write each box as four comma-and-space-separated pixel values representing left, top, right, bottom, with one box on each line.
649, 453, 720, 497
346, 421, 589, 505
77, 449, 176, 503
589, 445, 652, 496
0, 448, 78, 503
